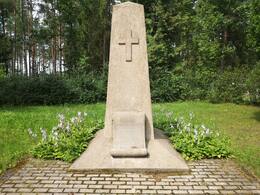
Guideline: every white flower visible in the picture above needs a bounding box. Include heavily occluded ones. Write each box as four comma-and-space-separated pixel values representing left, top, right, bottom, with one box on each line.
40, 128, 47, 141
177, 123, 180, 129
194, 128, 198, 136
84, 112, 88, 117
205, 128, 210, 136
57, 114, 65, 129
170, 123, 174, 128
194, 128, 198, 143
77, 112, 82, 118
185, 126, 191, 132
58, 122, 64, 129
52, 126, 57, 134
71, 117, 77, 124
53, 131, 59, 141
189, 112, 194, 120
78, 117, 83, 123
28, 128, 37, 138
28, 128, 32, 134
58, 113, 65, 121
65, 123, 71, 132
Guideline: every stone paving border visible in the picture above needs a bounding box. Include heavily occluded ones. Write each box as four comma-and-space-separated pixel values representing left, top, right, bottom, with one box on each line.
0, 158, 259, 194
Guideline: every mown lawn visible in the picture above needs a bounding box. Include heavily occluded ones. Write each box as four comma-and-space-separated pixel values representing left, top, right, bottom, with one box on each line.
0, 102, 259, 177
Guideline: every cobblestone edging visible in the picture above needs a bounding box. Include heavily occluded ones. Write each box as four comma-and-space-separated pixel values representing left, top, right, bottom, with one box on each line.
0, 159, 259, 194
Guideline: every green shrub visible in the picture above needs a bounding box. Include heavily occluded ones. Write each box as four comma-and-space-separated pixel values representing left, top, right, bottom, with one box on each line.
69, 73, 107, 104
0, 74, 106, 106
0, 75, 78, 105
0, 65, 5, 79
0, 65, 258, 105
182, 67, 217, 100
151, 71, 186, 102
150, 66, 219, 102
246, 62, 260, 105
29, 112, 104, 162
208, 67, 248, 104
155, 112, 232, 160
30, 110, 231, 162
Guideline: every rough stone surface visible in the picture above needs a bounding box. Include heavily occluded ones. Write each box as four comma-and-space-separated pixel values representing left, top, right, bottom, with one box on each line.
1, 158, 259, 194
70, 1, 189, 172
70, 129, 189, 172
111, 112, 147, 157
105, 2, 153, 140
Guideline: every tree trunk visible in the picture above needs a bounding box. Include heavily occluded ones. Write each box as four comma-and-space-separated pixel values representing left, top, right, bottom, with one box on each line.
32, 43, 36, 75
59, 21, 62, 74
220, 30, 228, 71
28, 0, 33, 76
1, 12, 9, 75
42, 47, 45, 73
52, 37, 57, 74
13, 0, 17, 75
21, 0, 28, 76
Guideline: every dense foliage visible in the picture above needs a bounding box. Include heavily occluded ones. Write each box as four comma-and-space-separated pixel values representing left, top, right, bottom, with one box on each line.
0, 74, 107, 105
31, 112, 103, 162
30, 110, 231, 162
0, 65, 259, 105
0, 0, 259, 105
155, 112, 231, 160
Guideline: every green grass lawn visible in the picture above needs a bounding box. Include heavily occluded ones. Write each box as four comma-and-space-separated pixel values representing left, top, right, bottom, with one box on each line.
0, 102, 259, 176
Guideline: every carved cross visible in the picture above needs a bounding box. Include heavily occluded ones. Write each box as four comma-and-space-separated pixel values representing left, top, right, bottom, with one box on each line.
118, 30, 139, 62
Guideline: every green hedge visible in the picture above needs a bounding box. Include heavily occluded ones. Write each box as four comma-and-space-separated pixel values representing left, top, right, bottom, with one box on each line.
0, 74, 106, 105
0, 65, 259, 106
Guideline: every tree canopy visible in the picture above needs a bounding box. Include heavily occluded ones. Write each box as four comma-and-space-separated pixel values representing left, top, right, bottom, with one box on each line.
0, 0, 259, 76
0, 0, 259, 105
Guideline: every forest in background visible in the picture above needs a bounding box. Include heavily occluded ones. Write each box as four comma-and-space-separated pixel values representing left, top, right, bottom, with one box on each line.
0, 0, 259, 105
0, 0, 111, 75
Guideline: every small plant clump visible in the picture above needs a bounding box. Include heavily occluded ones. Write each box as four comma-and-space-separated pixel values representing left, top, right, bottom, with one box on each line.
28, 112, 103, 162
155, 112, 232, 160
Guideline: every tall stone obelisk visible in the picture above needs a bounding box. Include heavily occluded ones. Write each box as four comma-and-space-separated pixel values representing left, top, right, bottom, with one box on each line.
105, 2, 153, 157
70, 2, 189, 173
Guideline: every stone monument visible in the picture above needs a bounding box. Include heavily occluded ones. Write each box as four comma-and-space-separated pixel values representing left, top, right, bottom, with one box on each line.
70, 1, 189, 173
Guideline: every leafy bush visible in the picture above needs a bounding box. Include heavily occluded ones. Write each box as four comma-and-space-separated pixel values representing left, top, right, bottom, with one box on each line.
30, 110, 231, 162
155, 112, 232, 160
246, 62, 260, 105
68, 72, 107, 104
0, 65, 258, 105
208, 67, 248, 104
182, 67, 217, 100
150, 66, 217, 102
0, 65, 5, 79
151, 71, 186, 102
29, 112, 103, 162
0, 74, 106, 106
0, 75, 78, 105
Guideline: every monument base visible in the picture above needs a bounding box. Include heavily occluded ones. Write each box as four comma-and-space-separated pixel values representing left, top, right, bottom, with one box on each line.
70, 129, 190, 174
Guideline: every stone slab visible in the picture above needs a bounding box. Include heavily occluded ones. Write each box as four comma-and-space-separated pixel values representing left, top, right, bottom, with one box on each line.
111, 112, 147, 157
70, 129, 190, 173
